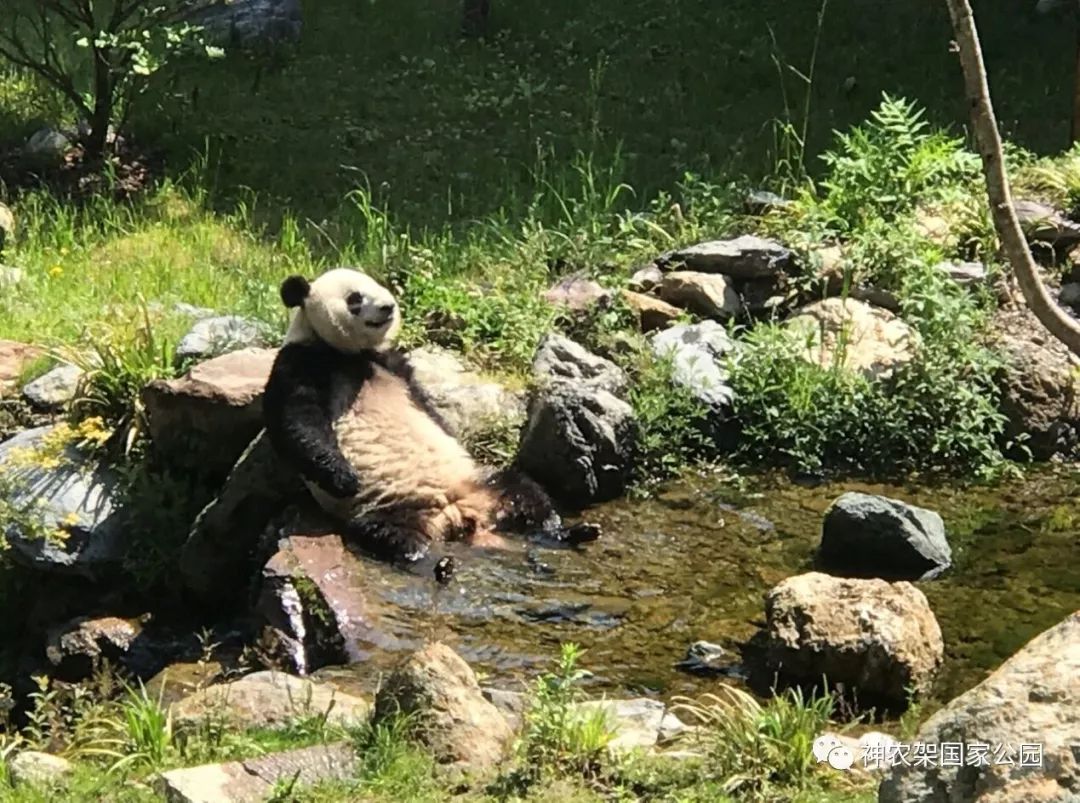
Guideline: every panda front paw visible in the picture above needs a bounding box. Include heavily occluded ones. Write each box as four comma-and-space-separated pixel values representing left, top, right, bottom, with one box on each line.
325, 468, 361, 499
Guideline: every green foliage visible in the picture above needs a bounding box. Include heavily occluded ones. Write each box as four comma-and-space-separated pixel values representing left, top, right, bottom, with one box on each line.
672, 685, 837, 801
514, 643, 615, 782
347, 716, 440, 801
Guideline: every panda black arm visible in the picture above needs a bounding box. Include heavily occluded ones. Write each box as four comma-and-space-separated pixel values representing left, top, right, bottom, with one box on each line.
263, 344, 361, 498
374, 348, 457, 436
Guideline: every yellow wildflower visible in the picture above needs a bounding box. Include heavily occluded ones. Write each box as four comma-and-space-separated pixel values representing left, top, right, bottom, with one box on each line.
62, 512, 81, 527
48, 265, 63, 278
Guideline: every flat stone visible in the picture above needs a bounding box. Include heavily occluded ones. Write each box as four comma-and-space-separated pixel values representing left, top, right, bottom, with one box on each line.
935, 260, 987, 288
142, 347, 277, 478
171, 670, 369, 731
622, 290, 681, 332
21, 364, 82, 411
157, 742, 355, 803
628, 263, 663, 292
820, 492, 951, 581
543, 277, 612, 311
880, 611, 1080, 802
660, 271, 742, 319
175, 316, 269, 363
744, 190, 794, 216
1014, 199, 1080, 247
672, 236, 794, 279
0, 425, 126, 579
575, 698, 690, 750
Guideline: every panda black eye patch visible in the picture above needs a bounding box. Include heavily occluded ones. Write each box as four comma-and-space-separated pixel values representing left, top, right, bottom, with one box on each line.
346, 291, 365, 313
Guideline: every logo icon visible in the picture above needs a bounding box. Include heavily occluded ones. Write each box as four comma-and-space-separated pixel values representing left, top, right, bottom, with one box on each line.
813, 733, 855, 770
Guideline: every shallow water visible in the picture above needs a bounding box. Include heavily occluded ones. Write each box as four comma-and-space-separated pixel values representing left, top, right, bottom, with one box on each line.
318, 467, 1080, 710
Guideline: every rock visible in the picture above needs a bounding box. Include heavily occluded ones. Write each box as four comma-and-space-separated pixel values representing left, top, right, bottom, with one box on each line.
744, 191, 793, 216
372, 642, 513, 772
172, 670, 368, 731
531, 333, 628, 395
157, 742, 356, 803
482, 688, 528, 732
879, 611, 1080, 803
660, 271, 742, 319
1014, 199, 1080, 247
24, 128, 71, 160
257, 530, 390, 675
651, 321, 737, 408
914, 209, 958, 249
45, 615, 141, 681
179, 431, 303, 607
21, 364, 82, 411
672, 236, 794, 279
992, 306, 1080, 459
174, 302, 216, 319
1059, 282, 1080, 310
406, 346, 525, 439
786, 298, 917, 380
819, 492, 951, 581
675, 640, 730, 676
0, 425, 126, 579
142, 347, 277, 479
849, 285, 901, 313
0, 266, 23, 289
761, 572, 943, 707
188, 0, 302, 49
0, 340, 43, 396
175, 316, 269, 364
575, 698, 690, 750
543, 277, 612, 311
621, 290, 681, 332
0, 202, 13, 255
936, 260, 988, 288
6, 751, 74, 787
145, 661, 224, 708
628, 263, 664, 293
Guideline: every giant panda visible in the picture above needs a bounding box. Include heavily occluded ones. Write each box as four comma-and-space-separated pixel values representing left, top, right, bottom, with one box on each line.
262, 268, 598, 571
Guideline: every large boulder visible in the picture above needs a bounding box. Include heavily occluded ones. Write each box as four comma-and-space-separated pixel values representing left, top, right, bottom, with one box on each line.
786, 298, 917, 380
761, 572, 943, 708
406, 346, 525, 440
179, 431, 303, 607
6, 751, 74, 788
820, 492, 951, 581
257, 528, 392, 675
672, 236, 795, 279
171, 671, 369, 731
651, 321, 737, 408
142, 347, 277, 479
517, 335, 637, 505
660, 271, 742, 320
879, 611, 1080, 803
372, 642, 514, 773
188, 0, 302, 48
992, 307, 1080, 459
0, 425, 126, 579
158, 743, 356, 803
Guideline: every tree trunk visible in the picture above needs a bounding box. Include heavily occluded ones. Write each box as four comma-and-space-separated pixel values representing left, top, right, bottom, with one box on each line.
85, 47, 114, 161
1073, 6, 1080, 143
944, 0, 1080, 356
462, 0, 491, 36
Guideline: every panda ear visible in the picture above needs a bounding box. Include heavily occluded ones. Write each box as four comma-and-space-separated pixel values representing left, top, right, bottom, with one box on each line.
280, 275, 310, 308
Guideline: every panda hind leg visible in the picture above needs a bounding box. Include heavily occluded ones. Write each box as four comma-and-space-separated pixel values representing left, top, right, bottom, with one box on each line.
343, 514, 437, 570
486, 470, 602, 546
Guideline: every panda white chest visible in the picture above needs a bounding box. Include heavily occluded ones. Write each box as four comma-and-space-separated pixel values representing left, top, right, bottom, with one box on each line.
315, 364, 480, 518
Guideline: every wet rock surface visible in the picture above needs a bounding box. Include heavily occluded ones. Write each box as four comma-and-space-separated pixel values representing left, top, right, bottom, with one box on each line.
760, 572, 944, 707
672, 236, 794, 279
879, 611, 1080, 803
819, 492, 951, 581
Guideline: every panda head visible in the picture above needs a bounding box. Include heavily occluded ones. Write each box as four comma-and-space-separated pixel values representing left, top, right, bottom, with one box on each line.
280, 268, 401, 353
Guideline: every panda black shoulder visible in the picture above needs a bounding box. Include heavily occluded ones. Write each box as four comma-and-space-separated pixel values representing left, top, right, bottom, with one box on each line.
372, 348, 457, 436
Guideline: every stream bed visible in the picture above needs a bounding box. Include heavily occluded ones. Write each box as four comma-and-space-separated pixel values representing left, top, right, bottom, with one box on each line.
314, 466, 1080, 711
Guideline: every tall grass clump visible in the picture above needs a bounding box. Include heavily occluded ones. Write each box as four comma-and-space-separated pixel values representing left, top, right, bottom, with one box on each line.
731, 94, 1008, 478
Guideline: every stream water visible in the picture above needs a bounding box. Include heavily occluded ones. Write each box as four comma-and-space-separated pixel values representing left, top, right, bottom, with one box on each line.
314, 466, 1080, 712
